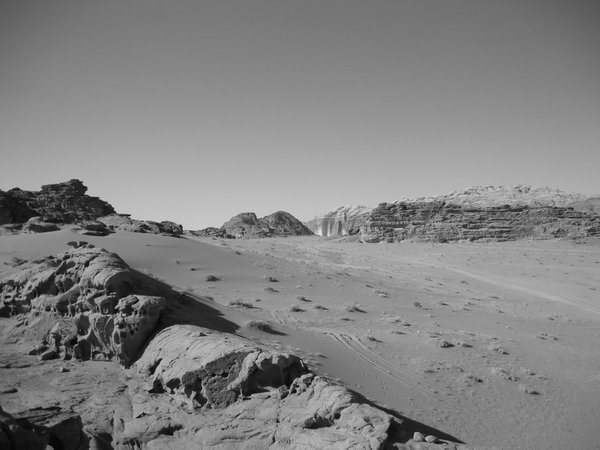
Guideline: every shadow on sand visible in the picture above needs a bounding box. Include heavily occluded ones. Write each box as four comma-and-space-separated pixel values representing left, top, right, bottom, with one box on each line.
353, 390, 466, 446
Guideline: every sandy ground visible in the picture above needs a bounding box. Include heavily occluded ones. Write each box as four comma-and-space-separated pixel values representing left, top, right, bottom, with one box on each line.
1, 229, 599, 449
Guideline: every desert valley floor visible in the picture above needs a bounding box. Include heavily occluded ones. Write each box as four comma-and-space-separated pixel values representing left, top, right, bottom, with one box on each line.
1, 230, 599, 449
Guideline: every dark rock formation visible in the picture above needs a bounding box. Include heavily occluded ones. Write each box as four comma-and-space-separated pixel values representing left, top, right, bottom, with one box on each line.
0, 405, 87, 450
0, 179, 115, 226
361, 201, 600, 243
306, 205, 372, 237
220, 211, 313, 238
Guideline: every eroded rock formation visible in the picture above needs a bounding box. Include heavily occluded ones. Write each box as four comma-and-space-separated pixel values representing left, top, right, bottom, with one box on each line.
0, 179, 115, 226
0, 180, 184, 237
361, 201, 600, 243
0, 243, 168, 365
219, 211, 313, 238
97, 214, 183, 237
306, 205, 372, 237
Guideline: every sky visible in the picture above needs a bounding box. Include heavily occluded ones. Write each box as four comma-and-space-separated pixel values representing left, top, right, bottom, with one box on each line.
1, 0, 599, 229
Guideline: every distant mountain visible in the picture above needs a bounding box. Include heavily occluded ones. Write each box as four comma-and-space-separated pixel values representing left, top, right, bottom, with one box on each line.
219, 211, 313, 238
305, 205, 372, 237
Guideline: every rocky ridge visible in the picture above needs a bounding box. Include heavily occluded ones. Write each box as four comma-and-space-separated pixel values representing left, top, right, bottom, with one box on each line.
0, 243, 450, 449
361, 201, 600, 243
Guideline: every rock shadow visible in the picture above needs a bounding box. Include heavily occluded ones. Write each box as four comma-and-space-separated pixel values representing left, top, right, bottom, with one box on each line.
350, 390, 465, 446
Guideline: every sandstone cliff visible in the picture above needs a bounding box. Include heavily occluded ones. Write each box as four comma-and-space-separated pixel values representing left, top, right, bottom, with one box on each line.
361, 198, 600, 243
305, 205, 372, 237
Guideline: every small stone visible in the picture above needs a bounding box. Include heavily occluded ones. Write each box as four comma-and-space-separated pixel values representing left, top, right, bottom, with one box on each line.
205, 275, 221, 282
413, 431, 425, 442
264, 275, 278, 282
39, 350, 58, 361
59, 366, 70, 373
1, 386, 17, 393
425, 435, 438, 443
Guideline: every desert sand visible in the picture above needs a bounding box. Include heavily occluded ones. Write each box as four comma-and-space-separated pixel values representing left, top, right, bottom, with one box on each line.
1, 229, 599, 449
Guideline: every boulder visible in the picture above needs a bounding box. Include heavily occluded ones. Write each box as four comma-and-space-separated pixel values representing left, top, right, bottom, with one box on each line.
21, 217, 60, 233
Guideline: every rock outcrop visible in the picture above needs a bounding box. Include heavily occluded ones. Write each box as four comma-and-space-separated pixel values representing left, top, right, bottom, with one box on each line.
219, 211, 313, 238
0, 179, 115, 226
261, 211, 314, 237
306, 205, 372, 237
361, 199, 600, 243
310, 186, 600, 243
97, 214, 183, 237
0, 244, 414, 448
0, 180, 184, 237
0, 244, 169, 365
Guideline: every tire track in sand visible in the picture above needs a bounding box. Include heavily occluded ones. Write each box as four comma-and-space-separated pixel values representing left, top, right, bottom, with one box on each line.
324, 331, 478, 419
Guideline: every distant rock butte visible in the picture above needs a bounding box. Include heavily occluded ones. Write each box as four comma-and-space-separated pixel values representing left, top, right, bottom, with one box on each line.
0, 244, 452, 449
196, 210, 314, 238
305, 205, 373, 237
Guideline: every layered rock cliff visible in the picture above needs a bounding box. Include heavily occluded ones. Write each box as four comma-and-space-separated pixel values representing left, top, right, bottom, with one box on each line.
308, 186, 600, 243
305, 205, 372, 237
362, 201, 600, 242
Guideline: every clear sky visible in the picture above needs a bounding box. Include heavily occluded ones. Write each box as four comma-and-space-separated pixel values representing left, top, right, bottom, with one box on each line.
1, 0, 599, 229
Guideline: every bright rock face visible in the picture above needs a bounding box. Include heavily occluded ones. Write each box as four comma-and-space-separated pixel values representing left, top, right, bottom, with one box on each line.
306, 205, 373, 236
